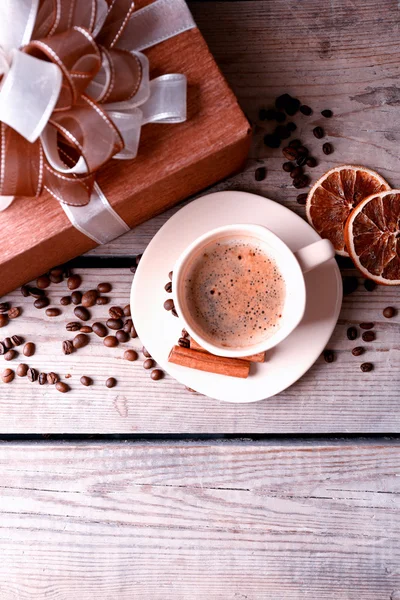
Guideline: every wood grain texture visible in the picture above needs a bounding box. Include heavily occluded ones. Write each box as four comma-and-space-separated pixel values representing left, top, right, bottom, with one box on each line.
0, 441, 399, 599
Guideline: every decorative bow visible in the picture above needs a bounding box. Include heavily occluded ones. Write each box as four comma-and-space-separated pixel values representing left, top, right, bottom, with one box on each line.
0, 0, 191, 214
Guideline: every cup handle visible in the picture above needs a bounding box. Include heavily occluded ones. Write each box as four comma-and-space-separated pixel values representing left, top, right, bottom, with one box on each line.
294, 239, 335, 274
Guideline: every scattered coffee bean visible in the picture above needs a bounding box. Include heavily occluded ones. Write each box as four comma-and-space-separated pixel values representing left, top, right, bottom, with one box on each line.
135, 254, 143, 266
80, 326, 92, 334
352, 347, 364, 357
66, 322, 81, 332
181, 329, 189, 338
124, 350, 138, 362
347, 326, 357, 340
362, 331, 375, 342
122, 320, 132, 334
164, 299, 175, 311
296, 154, 308, 167
63, 266, 72, 278
39, 372, 47, 385
123, 304, 131, 317
130, 324, 137, 338
46, 307, 61, 317
34, 297, 50, 309
73, 333, 89, 349
60, 296, 71, 306
323, 142, 333, 155
11, 335, 23, 346
321, 109, 333, 118
80, 376, 93, 386
142, 347, 151, 358
36, 275, 51, 289
96, 296, 109, 305
106, 377, 117, 388
4, 349, 17, 361
27, 367, 38, 382
116, 330, 129, 343
164, 281, 173, 293
0, 343, 4, 355
282, 146, 298, 160
383, 306, 396, 318
360, 362, 373, 372
290, 166, 303, 179
297, 145, 309, 156
82, 289, 98, 308
283, 162, 295, 173
293, 175, 310, 189
287, 122, 297, 132
47, 372, 59, 384
0, 302, 10, 313
3, 337, 12, 350
281, 94, 300, 116
313, 126, 324, 139
143, 358, 155, 370
17, 363, 29, 377
56, 381, 69, 393
93, 322, 108, 338
107, 318, 123, 330
21, 285, 31, 297
23, 342, 35, 357
8, 307, 21, 319
2, 368, 14, 383
151, 369, 164, 381
255, 166, 267, 181
97, 282, 112, 293
264, 133, 280, 148
300, 104, 313, 116
296, 193, 308, 205
364, 279, 376, 292
178, 337, 190, 348
65, 374, 71, 379
50, 267, 64, 278
168, 271, 173, 280
67, 274, 82, 290
62, 340, 74, 355
49, 272, 63, 284
171, 308, 178, 317
74, 306, 90, 321
323, 349, 334, 363
289, 139, 301, 148
104, 336, 118, 348
360, 322, 374, 330
275, 93, 291, 110
29, 287, 45, 298
109, 306, 124, 319
71, 291, 82, 305
274, 125, 291, 140
306, 157, 318, 168
130, 265, 137, 274
343, 276, 358, 296
275, 112, 286, 123
0, 314, 8, 328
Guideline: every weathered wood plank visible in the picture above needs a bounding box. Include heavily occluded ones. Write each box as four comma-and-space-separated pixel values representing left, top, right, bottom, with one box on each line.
0, 441, 398, 599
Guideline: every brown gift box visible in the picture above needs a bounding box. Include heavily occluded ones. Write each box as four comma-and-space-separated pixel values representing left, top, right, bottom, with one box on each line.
0, 0, 251, 297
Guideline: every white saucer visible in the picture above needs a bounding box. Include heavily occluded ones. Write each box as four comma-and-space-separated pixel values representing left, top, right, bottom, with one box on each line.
131, 191, 342, 403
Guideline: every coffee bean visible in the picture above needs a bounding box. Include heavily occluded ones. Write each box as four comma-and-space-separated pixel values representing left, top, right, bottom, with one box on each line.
46, 307, 61, 317
264, 133, 280, 148
49, 272, 63, 284
135, 254, 143, 266
130, 265, 137, 274
289, 139, 301, 148
321, 109, 333, 118
47, 372, 59, 384
8, 307, 21, 319
71, 291, 82, 305
352, 347, 364, 356
122, 305, 131, 318
93, 322, 108, 338
109, 306, 124, 319
293, 175, 310, 189
11, 335, 23, 346
39, 372, 47, 385
283, 96, 300, 116
297, 193, 308, 205
96, 296, 109, 305
106, 377, 117, 388
274, 125, 291, 140
124, 350, 138, 362
297, 145, 309, 156
23, 342, 35, 357
323, 349, 334, 363
347, 326, 357, 340
80, 376, 93, 386
4, 349, 17, 361
360, 322, 374, 330
60, 296, 71, 306
82, 290, 98, 308
50, 267, 63, 278
151, 369, 164, 381
63, 266, 72, 278
29, 287, 45, 298
383, 306, 396, 318
27, 368, 38, 382
364, 279, 376, 292
306, 157, 318, 168
168, 271, 173, 281
255, 166, 267, 181
80, 326, 92, 334
74, 306, 90, 321
300, 104, 313, 116
73, 333, 89, 349
121, 320, 132, 334
287, 122, 297, 132
181, 329, 189, 338
97, 282, 112, 293
323, 142, 333, 155
281, 162, 293, 173
171, 308, 178, 318
275, 93, 292, 111
62, 340, 74, 355
296, 154, 308, 167
36, 275, 50, 289
143, 358, 155, 370
362, 331, 375, 342
290, 166, 303, 179
313, 126, 324, 139
21, 285, 31, 297
178, 337, 190, 348
130, 324, 138, 338
107, 318, 123, 330
0, 342, 5, 355
104, 336, 118, 348
34, 297, 49, 309
2, 368, 14, 383
275, 112, 286, 123
116, 330, 129, 343
164, 281, 173, 293
142, 347, 151, 358
3, 337, 12, 350
0, 314, 8, 328
66, 322, 81, 332
360, 362, 373, 372
164, 299, 175, 311
67, 274, 82, 290
17, 363, 29, 377
343, 276, 358, 296
56, 381, 70, 393
0, 302, 10, 313
282, 146, 298, 160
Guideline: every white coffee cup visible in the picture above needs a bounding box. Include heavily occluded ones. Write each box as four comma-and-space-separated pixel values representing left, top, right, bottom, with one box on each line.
173, 224, 335, 358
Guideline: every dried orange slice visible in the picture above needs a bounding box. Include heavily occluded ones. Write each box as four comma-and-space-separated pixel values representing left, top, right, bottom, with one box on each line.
345, 190, 400, 285
306, 166, 390, 256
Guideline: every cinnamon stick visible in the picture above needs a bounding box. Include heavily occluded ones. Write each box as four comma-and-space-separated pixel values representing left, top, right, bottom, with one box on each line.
168, 345, 250, 379
189, 337, 265, 363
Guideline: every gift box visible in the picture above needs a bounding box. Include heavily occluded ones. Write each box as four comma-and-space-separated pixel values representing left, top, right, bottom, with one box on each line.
0, 0, 251, 297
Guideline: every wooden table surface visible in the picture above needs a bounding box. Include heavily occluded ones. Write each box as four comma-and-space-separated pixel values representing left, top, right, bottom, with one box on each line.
1, 1, 400, 598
